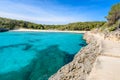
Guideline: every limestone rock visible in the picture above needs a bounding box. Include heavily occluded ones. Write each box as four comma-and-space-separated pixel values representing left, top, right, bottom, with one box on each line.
49, 32, 102, 80
104, 31, 120, 42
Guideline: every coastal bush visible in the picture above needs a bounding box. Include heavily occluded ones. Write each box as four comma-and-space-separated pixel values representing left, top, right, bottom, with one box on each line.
108, 25, 117, 31
99, 3, 120, 32
106, 3, 120, 26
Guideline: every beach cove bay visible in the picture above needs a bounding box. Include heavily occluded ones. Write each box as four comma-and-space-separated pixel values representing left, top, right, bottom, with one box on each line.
0, 31, 87, 80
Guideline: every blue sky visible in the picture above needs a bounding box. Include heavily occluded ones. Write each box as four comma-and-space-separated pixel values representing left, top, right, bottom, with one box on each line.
0, 0, 119, 24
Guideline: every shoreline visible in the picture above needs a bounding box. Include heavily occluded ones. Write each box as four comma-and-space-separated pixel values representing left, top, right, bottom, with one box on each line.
49, 31, 120, 80
10, 28, 86, 33
49, 32, 102, 80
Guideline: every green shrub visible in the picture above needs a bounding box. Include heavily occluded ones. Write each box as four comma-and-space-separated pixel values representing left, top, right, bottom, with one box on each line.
108, 25, 117, 31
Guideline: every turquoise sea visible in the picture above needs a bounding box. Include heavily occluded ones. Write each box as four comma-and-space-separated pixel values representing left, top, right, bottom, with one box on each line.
0, 32, 87, 80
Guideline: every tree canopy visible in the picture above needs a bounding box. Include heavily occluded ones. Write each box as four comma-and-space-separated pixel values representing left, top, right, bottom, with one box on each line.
0, 17, 44, 30
0, 17, 105, 31
106, 3, 120, 26
1, 3, 120, 31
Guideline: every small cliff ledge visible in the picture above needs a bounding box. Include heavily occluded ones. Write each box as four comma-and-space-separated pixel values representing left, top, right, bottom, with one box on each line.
49, 31, 120, 80
49, 32, 102, 80
87, 31, 120, 80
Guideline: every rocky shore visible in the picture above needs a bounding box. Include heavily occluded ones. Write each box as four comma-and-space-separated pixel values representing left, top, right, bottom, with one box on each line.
0, 28, 9, 32
49, 32, 102, 80
49, 31, 120, 80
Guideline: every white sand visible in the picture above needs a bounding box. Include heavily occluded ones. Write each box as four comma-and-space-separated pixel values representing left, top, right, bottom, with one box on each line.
10, 28, 86, 33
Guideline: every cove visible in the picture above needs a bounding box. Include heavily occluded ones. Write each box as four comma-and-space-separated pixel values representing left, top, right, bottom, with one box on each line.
0, 32, 87, 80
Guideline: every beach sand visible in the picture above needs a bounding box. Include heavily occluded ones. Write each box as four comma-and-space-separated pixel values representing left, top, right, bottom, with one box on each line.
10, 28, 86, 33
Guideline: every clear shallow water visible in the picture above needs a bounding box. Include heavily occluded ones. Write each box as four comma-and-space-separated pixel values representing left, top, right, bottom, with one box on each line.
0, 32, 87, 80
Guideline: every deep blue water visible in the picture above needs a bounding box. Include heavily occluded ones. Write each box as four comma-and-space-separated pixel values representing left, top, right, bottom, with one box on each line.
0, 32, 87, 80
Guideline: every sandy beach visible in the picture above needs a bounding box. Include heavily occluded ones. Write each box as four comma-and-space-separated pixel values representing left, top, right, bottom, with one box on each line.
10, 28, 86, 33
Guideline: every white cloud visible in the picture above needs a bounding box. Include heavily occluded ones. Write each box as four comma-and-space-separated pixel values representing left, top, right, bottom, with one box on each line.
0, 1, 83, 24
0, 11, 82, 24
0, 0, 104, 24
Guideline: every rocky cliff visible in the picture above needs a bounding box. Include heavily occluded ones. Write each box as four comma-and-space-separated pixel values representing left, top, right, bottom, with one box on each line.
49, 32, 102, 80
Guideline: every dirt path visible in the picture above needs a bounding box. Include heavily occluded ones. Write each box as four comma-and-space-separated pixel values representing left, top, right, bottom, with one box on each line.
87, 32, 120, 80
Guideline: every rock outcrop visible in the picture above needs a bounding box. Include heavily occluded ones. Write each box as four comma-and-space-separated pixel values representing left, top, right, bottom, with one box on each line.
0, 28, 9, 32
49, 32, 102, 80
104, 30, 120, 42
87, 31, 120, 80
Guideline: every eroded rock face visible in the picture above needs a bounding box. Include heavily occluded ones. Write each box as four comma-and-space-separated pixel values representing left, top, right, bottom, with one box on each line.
49, 32, 102, 80
104, 31, 120, 42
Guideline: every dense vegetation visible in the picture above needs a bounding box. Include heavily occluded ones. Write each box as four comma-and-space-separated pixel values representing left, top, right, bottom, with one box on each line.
100, 3, 120, 31
0, 17, 44, 30
44, 22, 105, 31
0, 17, 105, 31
